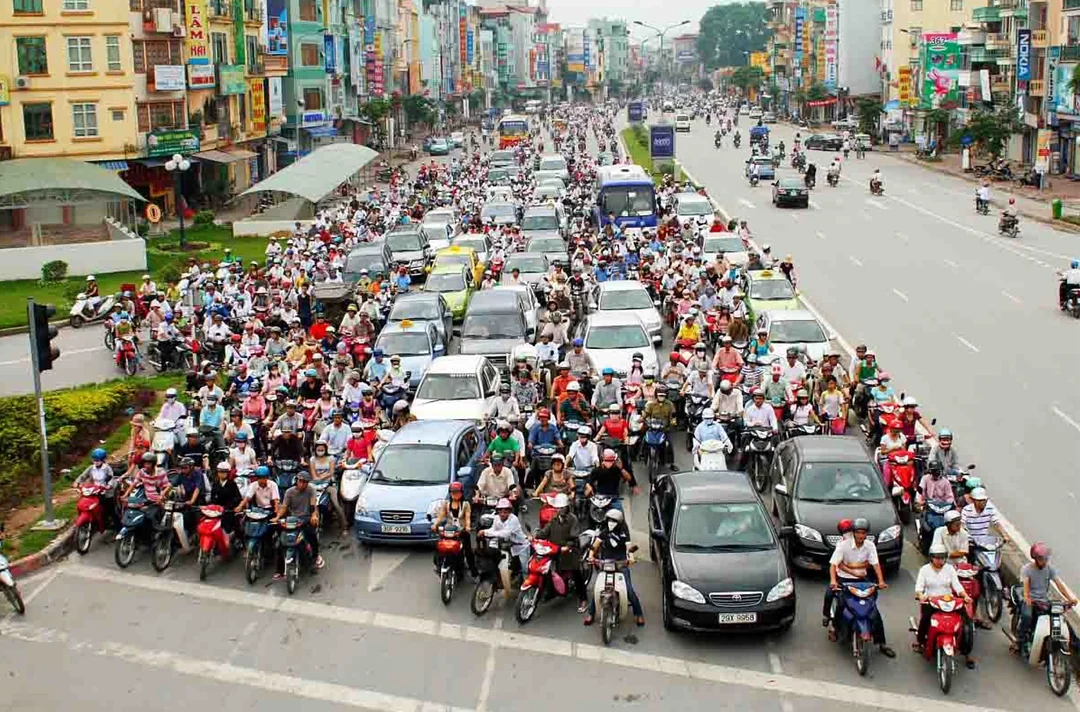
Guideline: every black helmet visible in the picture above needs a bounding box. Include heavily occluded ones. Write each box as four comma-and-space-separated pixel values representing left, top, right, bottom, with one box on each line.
852, 518, 870, 532
179, 456, 195, 468
927, 460, 943, 475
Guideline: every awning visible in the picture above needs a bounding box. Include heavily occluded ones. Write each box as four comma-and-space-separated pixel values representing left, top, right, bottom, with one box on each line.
303, 125, 340, 137
238, 143, 379, 203
94, 160, 130, 172
132, 156, 201, 168
193, 148, 257, 164
0, 158, 146, 208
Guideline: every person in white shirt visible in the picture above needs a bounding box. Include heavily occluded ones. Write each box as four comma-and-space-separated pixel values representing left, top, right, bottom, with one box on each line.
478, 498, 530, 584
914, 543, 972, 663
742, 389, 778, 431
976, 181, 991, 213
827, 518, 895, 657
566, 426, 600, 471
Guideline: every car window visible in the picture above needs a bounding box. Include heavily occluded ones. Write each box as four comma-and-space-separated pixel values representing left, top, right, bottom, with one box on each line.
660, 481, 676, 532
585, 324, 649, 349
795, 461, 887, 502
674, 503, 775, 550
370, 445, 451, 485
456, 432, 477, 471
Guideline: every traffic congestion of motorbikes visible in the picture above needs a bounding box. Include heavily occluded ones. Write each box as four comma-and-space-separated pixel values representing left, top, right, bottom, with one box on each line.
7, 92, 1076, 697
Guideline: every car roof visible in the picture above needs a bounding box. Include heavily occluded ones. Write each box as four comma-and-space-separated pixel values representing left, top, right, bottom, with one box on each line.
379, 320, 434, 336
425, 354, 487, 373
747, 269, 785, 281
586, 312, 647, 328
790, 435, 874, 463
597, 279, 648, 293
539, 153, 566, 161
348, 244, 388, 256
453, 232, 489, 243
389, 419, 474, 446
777, 177, 805, 186
468, 290, 521, 311
670, 471, 759, 504
436, 245, 476, 258
676, 194, 710, 205
393, 292, 440, 306
506, 251, 547, 264
523, 204, 558, 215
387, 223, 423, 235
482, 200, 516, 209
764, 309, 818, 323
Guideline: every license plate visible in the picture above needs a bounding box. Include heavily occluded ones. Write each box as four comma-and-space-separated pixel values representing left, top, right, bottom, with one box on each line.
380, 524, 411, 534
718, 612, 757, 624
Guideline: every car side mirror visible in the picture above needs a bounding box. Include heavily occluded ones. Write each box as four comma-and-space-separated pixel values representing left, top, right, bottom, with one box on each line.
650, 526, 667, 542
773, 483, 788, 497
457, 466, 473, 480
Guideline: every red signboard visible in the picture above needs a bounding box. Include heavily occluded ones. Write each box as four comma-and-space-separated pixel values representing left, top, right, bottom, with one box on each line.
806, 97, 837, 107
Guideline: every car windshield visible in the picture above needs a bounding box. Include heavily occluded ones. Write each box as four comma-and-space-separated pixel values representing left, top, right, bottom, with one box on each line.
375, 331, 430, 356
539, 158, 566, 172
750, 278, 795, 300
346, 253, 386, 276
461, 312, 524, 340
537, 187, 560, 199
490, 151, 514, 165
796, 462, 887, 502
390, 300, 440, 321
422, 226, 449, 243
752, 158, 773, 167
386, 232, 423, 251
527, 238, 564, 253
482, 204, 516, 220
703, 237, 744, 254
370, 445, 450, 485
600, 186, 655, 217
416, 374, 481, 400
424, 210, 454, 224
770, 320, 826, 344
778, 180, 804, 190
437, 254, 471, 270
674, 503, 775, 550
506, 256, 546, 273
522, 214, 560, 231
586, 324, 649, 349
487, 170, 510, 183
454, 237, 487, 252
425, 271, 466, 292
677, 200, 713, 216
599, 289, 653, 310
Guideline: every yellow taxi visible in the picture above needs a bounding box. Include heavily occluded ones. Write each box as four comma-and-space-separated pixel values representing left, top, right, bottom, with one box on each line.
431, 245, 484, 285
745, 269, 800, 320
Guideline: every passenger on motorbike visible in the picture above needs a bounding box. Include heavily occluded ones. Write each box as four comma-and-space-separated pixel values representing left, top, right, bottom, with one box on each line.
224, 409, 255, 447
878, 419, 908, 489
930, 509, 969, 567
478, 498, 530, 578
344, 421, 378, 462
1015, 543, 1078, 657
592, 368, 623, 411
430, 481, 478, 578
1057, 259, 1080, 309
584, 509, 644, 627
829, 518, 895, 657
559, 381, 592, 426
643, 386, 679, 471
786, 389, 818, 428
693, 408, 733, 455
915, 543, 972, 663
309, 441, 348, 532
487, 383, 522, 423
273, 471, 323, 576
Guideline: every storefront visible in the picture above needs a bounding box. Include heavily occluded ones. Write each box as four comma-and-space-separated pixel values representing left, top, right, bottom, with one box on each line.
192, 148, 259, 200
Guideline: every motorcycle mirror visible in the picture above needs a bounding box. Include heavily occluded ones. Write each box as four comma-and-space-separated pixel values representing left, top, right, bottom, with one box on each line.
967, 464, 977, 471
930, 418, 937, 426
773, 483, 789, 497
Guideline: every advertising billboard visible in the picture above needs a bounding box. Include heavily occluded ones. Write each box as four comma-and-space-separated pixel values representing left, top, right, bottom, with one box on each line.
920, 33, 961, 110
1017, 29, 1032, 82
186, 0, 210, 64
650, 123, 675, 160
628, 101, 643, 123
266, 0, 288, 55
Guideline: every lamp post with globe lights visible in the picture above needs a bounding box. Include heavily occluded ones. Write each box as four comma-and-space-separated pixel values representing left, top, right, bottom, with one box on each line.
633, 19, 690, 97
165, 153, 191, 248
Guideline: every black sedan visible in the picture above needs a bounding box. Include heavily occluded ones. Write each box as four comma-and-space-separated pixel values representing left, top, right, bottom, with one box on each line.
770, 436, 903, 576
772, 178, 809, 208
804, 133, 844, 151
649, 471, 796, 632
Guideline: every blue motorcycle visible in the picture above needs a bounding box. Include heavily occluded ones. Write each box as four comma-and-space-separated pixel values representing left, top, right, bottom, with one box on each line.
243, 506, 273, 585
114, 486, 160, 569
916, 499, 954, 556
274, 459, 299, 493
278, 516, 313, 595
379, 380, 409, 413
830, 580, 880, 676
644, 418, 669, 482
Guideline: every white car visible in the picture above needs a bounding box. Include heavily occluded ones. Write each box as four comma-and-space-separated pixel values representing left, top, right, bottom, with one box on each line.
763, 112, 777, 124
590, 281, 662, 345
421, 208, 458, 251
450, 131, 465, 148
674, 114, 691, 132
575, 312, 659, 377
749, 108, 762, 120
755, 309, 833, 364
411, 355, 499, 421
700, 233, 749, 267
536, 153, 570, 182
674, 193, 716, 224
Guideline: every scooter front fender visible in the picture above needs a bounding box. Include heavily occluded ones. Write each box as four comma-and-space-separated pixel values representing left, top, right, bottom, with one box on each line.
0, 570, 15, 587
521, 573, 541, 591
74, 510, 93, 529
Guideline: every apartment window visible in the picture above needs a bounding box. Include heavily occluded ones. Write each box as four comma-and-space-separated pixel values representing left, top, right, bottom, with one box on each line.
910, 0, 922, 9
106, 35, 122, 71
136, 101, 183, 132
72, 103, 99, 138
298, 0, 317, 22
211, 32, 229, 65
950, 0, 963, 9
302, 87, 323, 110
16, 37, 48, 75
14, 0, 43, 13
246, 35, 260, 70
301, 43, 320, 66
23, 103, 53, 140
63, 0, 90, 9
67, 36, 94, 72
111, 108, 125, 122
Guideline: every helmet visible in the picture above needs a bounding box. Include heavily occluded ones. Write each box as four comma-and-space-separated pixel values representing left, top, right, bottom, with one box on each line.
837, 518, 854, 535
719, 380, 732, 393
449, 481, 464, 494
604, 509, 624, 523
552, 493, 570, 509
632, 352, 643, 362
928, 543, 948, 558
537, 408, 551, 419
304, 369, 317, 378
567, 381, 581, 393
393, 400, 409, 414
572, 338, 584, 347
1072, 260, 1079, 269
702, 408, 715, 420
495, 498, 512, 511
669, 352, 681, 363
970, 487, 988, 501
943, 510, 961, 524
752, 388, 765, 397
796, 389, 809, 399
1030, 542, 1052, 559
902, 396, 918, 407
255, 465, 271, 478
91, 447, 107, 461
695, 342, 706, 351
350, 422, 363, 433
577, 425, 592, 437
602, 367, 614, 376
499, 382, 511, 393
608, 403, 621, 414
216, 461, 231, 472
186, 427, 199, 437
927, 460, 943, 474
140, 452, 156, 464
602, 449, 617, 462
235, 432, 248, 442
852, 518, 870, 532
878, 371, 891, 381
938, 428, 953, 440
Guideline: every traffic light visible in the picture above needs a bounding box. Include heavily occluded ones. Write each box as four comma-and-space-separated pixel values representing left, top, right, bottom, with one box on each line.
29, 301, 59, 372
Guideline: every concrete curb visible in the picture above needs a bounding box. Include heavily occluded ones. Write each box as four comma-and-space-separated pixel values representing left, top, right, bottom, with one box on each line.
9, 526, 74, 578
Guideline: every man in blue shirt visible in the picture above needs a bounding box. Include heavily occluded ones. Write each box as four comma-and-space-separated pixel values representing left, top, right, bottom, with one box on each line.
363, 349, 389, 383
393, 266, 412, 292
198, 393, 227, 452
692, 408, 733, 455
528, 408, 563, 452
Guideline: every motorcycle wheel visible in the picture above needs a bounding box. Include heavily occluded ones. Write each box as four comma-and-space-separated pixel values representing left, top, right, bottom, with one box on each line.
124, 356, 137, 377
471, 579, 495, 616
898, 500, 912, 526
4, 584, 25, 615
246, 542, 261, 585
70, 315, 84, 329
198, 550, 209, 581
601, 604, 614, 646
752, 457, 768, 494
937, 648, 953, 694
286, 560, 298, 595
647, 448, 659, 481
104, 330, 115, 351
684, 429, 693, 452
75, 522, 93, 554
1048, 644, 1072, 696
440, 568, 456, 606
959, 618, 975, 656
983, 578, 1002, 623
515, 586, 539, 624
853, 632, 868, 676
151, 532, 173, 572
114, 533, 136, 568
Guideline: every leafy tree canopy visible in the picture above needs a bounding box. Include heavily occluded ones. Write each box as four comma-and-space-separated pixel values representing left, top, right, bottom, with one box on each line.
698, 2, 770, 71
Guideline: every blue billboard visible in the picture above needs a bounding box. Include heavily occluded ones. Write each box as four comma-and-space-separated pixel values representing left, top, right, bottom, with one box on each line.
1017, 29, 1032, 82
650, 123, 675, 160
628, 101, 643, 123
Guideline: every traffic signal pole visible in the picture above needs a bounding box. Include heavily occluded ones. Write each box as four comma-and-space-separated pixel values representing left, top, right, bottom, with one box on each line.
27, 298, 63, 529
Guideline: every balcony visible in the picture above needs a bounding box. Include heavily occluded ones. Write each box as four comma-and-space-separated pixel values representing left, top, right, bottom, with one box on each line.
208, 0, 230, 18
1029, 78, 1046, 96
1032, 29, 1050, 48
246, 59, 265, 77
985, 32, 1009, 49
264, 54, 288, 76
958, 28, 987, 45
1060, 44, 1080, 60
991, 74, 1011, 92
972, 6, 1001, 21
970, 47, 997, 62
244, 5, 264, 24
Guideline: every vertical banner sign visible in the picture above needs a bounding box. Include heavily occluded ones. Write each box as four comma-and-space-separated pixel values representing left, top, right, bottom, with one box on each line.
466, 28, 474, 65
920, 33, 961, 109
897, 66, 913, 105
824, 4, 838, 88
584, 34, 591, 72
186, 0, 210, 64
249, 78, 266, 133
1017, 29, 1032, 82
459, 4, 467, 68
794, 7, 804, 64
324, 33, 336, 74
349, 25, 363, 95
266, 0, 288, 55
233, 0, 246, 65
649, 123, 675, 161
268, 76, 283, 117
1048, 46, 1060, 112
1036, 128, 1052, 171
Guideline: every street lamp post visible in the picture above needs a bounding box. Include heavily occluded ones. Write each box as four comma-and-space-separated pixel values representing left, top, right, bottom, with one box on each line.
633, 19, 690, 97
165, 153, 191, 248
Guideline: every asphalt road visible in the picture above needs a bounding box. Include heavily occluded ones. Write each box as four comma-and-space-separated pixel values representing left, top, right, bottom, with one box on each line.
674, 118, 1080, 587
0, 321, 121, 397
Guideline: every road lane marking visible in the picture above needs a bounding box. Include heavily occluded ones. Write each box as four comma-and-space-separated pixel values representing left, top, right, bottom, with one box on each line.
738, 198, 756, 210
2, 567, 61, 624
943, 258, 959, 269
1002, 290, 1022, 304
815, 231, 826, 240
864, 198, 887, 210
0, 346, 99, 367
0, 619, 475, 712
891, 288, 909, 302
1052, 405, 1080, 435
55, 563, 1018, 712
476, 612, 502, 712
896, 232, 910, 242
809, 200, 820, 209
848, 256, 863, 267
956, 335, 980, 353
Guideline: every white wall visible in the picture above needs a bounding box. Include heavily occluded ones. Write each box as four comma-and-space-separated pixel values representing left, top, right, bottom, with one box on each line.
0, 222, 147, 280
839, 0, 882, 97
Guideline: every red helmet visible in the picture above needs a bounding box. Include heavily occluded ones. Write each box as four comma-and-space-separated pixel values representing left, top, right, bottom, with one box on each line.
669, 352, 681, 363
449, 481, 464, 494
1030, 542, 1051, 559
537, 408, 551, 419
837, 518, 854, 535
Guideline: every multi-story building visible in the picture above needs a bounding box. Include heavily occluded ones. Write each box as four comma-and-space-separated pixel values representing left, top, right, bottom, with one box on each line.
1045, 0, 1079, 173
587, 18, 628, 94
0, 0, 139, 164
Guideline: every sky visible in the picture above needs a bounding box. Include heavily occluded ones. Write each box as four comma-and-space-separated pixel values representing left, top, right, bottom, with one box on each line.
543, 0, 724, 33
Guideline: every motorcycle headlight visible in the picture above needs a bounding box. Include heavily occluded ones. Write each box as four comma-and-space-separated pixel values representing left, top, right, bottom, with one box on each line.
671, 579, 706, 605
876, 524, 901, 544
355, 496, 369, 518
794, 523, 823, 544
766, 577, 794, 602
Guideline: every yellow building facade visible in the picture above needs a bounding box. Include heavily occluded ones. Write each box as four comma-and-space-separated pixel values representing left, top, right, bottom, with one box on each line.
0, 0, 139, 161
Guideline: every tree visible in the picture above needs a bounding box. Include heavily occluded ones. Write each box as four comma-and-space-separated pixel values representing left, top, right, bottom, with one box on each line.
961, 106, 1022, 158
731, 65, 764, 92
1069, 64, 1080, 95
855, 98, 884, 136
806, 83, 828, 101
697, 2, 770, 71
359, 98, 391, 124
402, 94, 435, 127
697, 76, 714, 92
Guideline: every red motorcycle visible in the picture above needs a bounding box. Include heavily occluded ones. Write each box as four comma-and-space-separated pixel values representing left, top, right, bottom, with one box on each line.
516, 538, 575, 624
344, 336, 371, 368
195, 504, 233, 581
535, 492, 559, 529
956, 562, 981, 656
115, 335, 139, 376
913, 595, 966, 694
887, 448, 919, 524
74, 484, 113, 555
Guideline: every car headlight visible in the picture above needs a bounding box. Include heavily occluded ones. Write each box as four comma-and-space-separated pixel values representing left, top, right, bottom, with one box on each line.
671, 579, 706, 604
766, 577, 794, 602
794, 523, 823, 543
410, 259, 426, 268
355, 496, 369, 518
876, 524, 901, 544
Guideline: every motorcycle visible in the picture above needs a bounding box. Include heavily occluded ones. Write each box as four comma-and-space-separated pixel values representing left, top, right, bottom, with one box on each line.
515, 534, 591, 624
694, 439, 732, 471
999, 215, 1020, 239
733, 134, 742, 148
887, 448, 919, 524
749, 174, 760, 188
827, 170, 839, 187
975, 197, 990, 215
916, 499, 954, 557
433, 522, 466, 605
69, 292, 116, 329
643, 418, 669, 482
150, 492, 190, 572
471, 534, 517, 616
792, 154, 806, 173
593, 557, 634, 646
116, 335, 139, 376
683, 395, 710, 452
1065, 285, 1080, 319
242, 506, 273, 585
150, 417, 177, 469
1005, 587, 1074, 696
114, 487, 160, 569
829, 581, 880, 676
274, 459, 300, 494
744, 426, 775, 493
956, 562, 980, 656
869, 180, 885, 196
278, 516, 313, 595
74, 484, 115, 555
0, 525, 25, 614
971, 535, 1004, 622
586, 494, 615, 529
145, 339, 192, 373
195, 504, 234, 581
910, 594, 965, 694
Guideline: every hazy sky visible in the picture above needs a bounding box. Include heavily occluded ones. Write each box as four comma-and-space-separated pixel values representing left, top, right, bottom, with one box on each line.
544, 0, 723, 32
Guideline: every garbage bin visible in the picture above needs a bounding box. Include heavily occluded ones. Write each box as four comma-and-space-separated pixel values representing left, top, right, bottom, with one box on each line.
1053, 198, 1063, 220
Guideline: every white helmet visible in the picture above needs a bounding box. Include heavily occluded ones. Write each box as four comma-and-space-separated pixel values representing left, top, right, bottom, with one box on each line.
552, 493, 570, 509
928, 542, 948, 557
604, 509, 624, 524
701, 408, 715, 420
902, 396, 918, 407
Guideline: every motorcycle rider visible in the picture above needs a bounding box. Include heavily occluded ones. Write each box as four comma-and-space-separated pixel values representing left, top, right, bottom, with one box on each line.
919, 460, 956, 506
643, 385, 679, 471
961, 487, 1010, 544
430, 481, 479, 580
740, 388, 778, 458
828, 518, 896, 657
692, 408, 733, 456
999, 197, 1019, 234
198, 394, 227, 453
870, 168, 884, 195
478, 498, 530, 583
533, 492, 589, 613
272, 471, 324, 577
915, 543, 973, 665
976, 181, 991, 214
592, 368, 623, 412
1015, 542, 1078, 658
559, 381, 592, 426
1057, 259, 1080, 310
486, 383, 522, 424
931, 509, 970, 567
584, 509, 644, 627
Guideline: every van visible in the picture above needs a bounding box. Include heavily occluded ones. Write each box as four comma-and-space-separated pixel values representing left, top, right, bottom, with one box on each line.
345, 243, 393, 282
458, 290, 532, 370
674, 114, 691, 132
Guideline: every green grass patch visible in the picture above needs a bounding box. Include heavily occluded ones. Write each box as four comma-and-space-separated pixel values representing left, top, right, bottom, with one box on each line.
7, 500, 78, 560
620, 126, 684, 186
0, 226, 269, 330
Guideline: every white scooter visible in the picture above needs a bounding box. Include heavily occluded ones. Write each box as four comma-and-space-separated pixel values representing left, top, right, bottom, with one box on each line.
69, 292, 116, 328
0, 524, 25, 614
151, 417, 177, 469
339, 429, 394, 522
593, 554, 634, 646
694, 439, 733, 471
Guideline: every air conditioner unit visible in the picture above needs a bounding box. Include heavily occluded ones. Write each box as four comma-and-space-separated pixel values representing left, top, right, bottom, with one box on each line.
173, 25, 186, 38
15, 76, 30, 89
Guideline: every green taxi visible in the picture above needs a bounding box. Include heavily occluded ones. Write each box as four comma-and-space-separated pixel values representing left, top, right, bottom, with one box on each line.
745, 269, 799, 320
431, 245, 484, 285
423, 264, 475, 321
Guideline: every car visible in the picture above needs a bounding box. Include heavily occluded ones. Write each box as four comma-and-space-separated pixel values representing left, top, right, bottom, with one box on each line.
423, 264, 474, 322
699, 233, 749, 267
504, 165, 525, 181
739, 105, 750, 116
503, 252, 549, 291
590, 280, 662, 345
491, 284, 540, 341
674, 193, 716, 224
421, 208, 458, 251
450, 131, 465, 148
411, 355, 500, 421
480, 200, 518, 227
649, 471, 797, 632
755, 309, 831, 364
485, 185, 515, 204
804, 133, 844, 151
745, 268, 799, 319
772, 177, 810, 208
489, 149, 515, 167
771, 436, 903, 575
762, 112, 777, 124
745, 156, 776, 181
353, 420, 487, 543
384, 224, 433, 275
533, 170, 566, 187
674, 114, 691, 132
854, 133, 873, 151
486, 167, 511, 185
525, 236, 568, 268
450, 232, 492, 264
373, 319, 446, 390
831, 116, 858, 131
386, 292, 453, 345
521, 203, 566, 239
432, 245, 483, 285
575, 312, 659, 376
428, 137, 451, 155
344, 243, 393, 283
422, 136, 434, 152
459, 290, 533, 370
534, 183, 563, 202
536, 153, 570, 182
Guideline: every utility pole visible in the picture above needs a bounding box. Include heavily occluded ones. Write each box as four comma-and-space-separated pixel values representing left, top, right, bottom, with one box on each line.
27, 299, 63, 529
